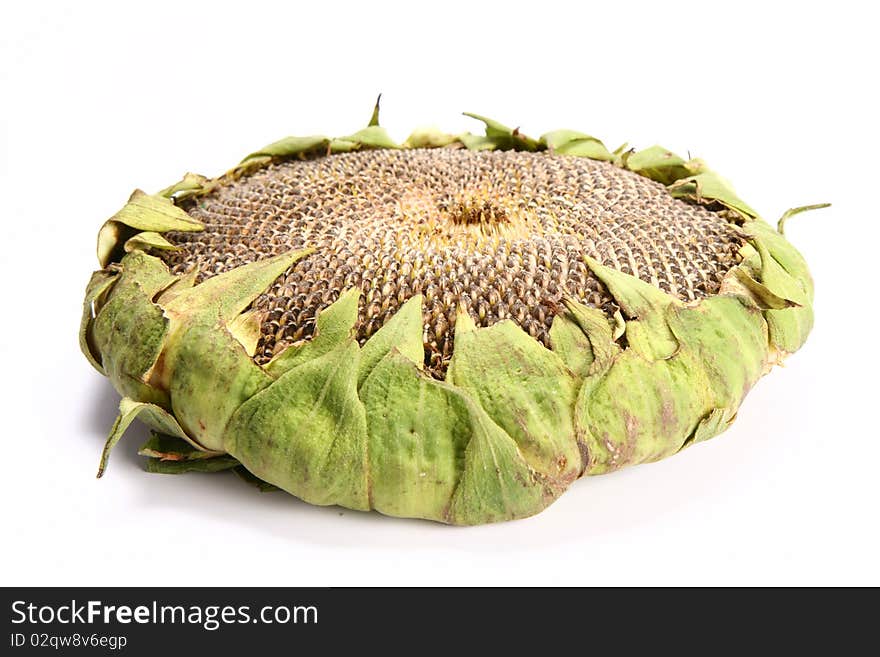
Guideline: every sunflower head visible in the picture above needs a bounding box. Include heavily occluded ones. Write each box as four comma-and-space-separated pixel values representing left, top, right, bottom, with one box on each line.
80, 102, 822, 524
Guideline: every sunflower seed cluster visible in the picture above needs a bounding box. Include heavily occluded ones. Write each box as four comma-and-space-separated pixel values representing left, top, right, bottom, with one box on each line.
163, 148, 743, 373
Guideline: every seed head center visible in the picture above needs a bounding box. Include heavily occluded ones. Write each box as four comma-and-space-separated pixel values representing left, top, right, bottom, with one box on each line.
432, 186, 535, 244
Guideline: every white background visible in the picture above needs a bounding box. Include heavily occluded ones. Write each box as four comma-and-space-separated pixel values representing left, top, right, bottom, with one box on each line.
2, 1, 877, 586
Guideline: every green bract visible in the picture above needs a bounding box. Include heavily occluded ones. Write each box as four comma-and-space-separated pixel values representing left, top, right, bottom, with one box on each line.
80, 104, 823, 525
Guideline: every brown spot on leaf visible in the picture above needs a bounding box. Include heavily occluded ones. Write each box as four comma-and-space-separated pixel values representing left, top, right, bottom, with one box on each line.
660, 398, 677, 435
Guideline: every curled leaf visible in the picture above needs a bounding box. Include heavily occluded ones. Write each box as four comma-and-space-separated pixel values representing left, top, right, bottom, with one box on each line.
777, 203, 830, 235
124, 231, 179, 254
98, 397, 220, 478
463, 112, 541, 151
368, 93, 382, 127
97, 190, 204, 267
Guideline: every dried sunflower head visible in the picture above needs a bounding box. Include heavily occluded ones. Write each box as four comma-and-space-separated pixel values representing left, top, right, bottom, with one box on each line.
81, 104, 823, 524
